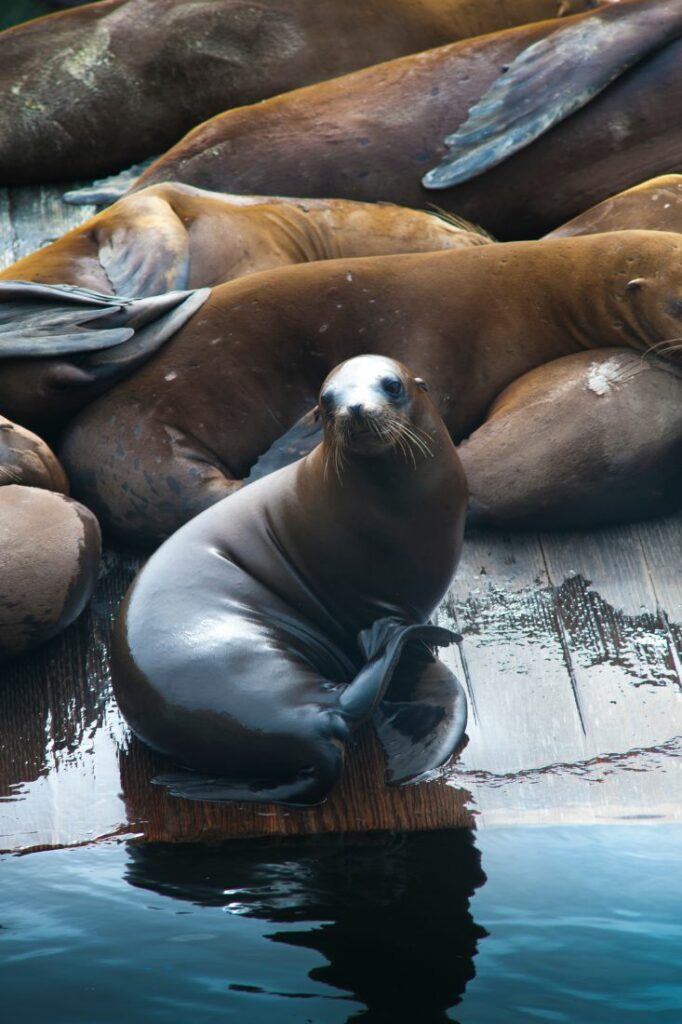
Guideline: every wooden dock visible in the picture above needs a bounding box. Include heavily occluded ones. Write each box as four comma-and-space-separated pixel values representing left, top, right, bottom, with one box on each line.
1, 185, 681, 853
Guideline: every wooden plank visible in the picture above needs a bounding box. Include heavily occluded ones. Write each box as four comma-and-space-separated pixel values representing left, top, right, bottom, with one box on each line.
0, 186, 17, 268
437, 527, 589, 775
6, 183, 95, 261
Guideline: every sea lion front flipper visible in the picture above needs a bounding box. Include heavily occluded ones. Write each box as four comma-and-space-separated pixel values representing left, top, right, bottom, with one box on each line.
244, 408, 322, 484
341, 618, 459, 724
374, 644, 468, 785
423, 0, 682, 189
63, 158, 158, 206
0, 280, 209, 379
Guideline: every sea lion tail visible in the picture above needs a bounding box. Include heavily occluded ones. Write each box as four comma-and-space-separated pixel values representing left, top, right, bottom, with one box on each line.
423, 0, 682, 188
0, 280, 209, 381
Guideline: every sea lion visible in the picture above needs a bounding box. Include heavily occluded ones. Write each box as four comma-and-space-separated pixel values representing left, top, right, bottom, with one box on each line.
0, 484, 101, 661
0, 184, 490, 298
58, 230, 682, 545
0, 414, 68, 492
0, 0, 595, 184
459, 349, 682, 530
546, 175, 682, 239
108, 0, 682, 240
111, 355, 468, 805
0, 281, 209, 429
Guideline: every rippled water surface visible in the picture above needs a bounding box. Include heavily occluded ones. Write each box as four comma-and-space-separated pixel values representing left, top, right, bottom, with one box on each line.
2, 825, 681, 1023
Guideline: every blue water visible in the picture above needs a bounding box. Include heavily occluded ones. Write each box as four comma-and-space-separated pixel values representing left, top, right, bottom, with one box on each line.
1, 826, 681, 1023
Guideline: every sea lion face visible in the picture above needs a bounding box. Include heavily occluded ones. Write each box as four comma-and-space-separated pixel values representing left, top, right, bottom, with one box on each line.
318, 354, 427, 458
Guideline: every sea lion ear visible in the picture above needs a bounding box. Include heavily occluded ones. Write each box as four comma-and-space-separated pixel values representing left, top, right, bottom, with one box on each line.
414, 378, 428, 392
313, 405, 321, 421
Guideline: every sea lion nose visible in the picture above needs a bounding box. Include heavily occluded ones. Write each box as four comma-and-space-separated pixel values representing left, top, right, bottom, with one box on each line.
348, 401, 365, 418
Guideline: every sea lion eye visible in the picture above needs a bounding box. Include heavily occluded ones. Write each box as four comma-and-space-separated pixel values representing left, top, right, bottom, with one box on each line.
381, 376, 403, 397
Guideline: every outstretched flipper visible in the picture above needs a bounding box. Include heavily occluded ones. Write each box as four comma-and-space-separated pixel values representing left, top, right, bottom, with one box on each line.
244, 407, 322, 483
152, 767, 340, 807
423, 0, 682, 189
63, 158, 158, 206
0, 279, 209, 380
374, 644, 467, 785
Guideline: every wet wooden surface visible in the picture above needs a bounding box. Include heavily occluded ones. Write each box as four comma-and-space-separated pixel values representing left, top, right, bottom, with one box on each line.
1, 184, 682, 853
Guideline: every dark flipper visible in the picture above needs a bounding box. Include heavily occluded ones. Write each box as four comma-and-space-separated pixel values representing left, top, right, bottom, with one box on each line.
342, 617, 460, 724
152, 764, 340, 807
374, 645, 467, 785
0, 280, 209, 380
63, 158, 158, 206
244, 408, 322, 484
423, 0, 682, 189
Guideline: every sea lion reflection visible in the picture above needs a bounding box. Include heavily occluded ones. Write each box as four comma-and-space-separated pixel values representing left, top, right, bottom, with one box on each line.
124, 830, 486, 1022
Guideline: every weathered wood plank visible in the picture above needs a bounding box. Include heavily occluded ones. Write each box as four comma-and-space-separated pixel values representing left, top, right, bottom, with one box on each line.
0, 186, 17, 268
5, 183, 95, 262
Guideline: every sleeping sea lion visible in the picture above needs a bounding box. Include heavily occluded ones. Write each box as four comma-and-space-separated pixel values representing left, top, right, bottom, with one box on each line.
0, 0, 595, 184
0, 414, 68, 492
57, 230, 682, 545
545, 175, 682, 239
0, 485, 101, 662
111, 355, 468, 804
104, 0, 682, 240
0, 184, 489, 298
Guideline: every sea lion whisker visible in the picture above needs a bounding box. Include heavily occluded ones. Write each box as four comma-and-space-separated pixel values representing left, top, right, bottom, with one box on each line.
395, 419, 434, 459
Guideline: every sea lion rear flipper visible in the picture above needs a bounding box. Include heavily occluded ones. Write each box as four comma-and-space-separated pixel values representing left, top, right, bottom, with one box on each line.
95, 199, 190, 297
63, 158, 158, 206
244, 408, 322, 483
151, 769, 335, 807
0, 280, 209, 380
423, 1, 682, 189
374, 646, 467, 785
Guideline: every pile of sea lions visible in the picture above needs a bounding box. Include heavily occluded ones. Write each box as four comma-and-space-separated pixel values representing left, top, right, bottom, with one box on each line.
2, 0, 682, 805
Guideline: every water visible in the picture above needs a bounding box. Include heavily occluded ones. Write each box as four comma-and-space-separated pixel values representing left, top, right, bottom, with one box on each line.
2, 825, 681, 1023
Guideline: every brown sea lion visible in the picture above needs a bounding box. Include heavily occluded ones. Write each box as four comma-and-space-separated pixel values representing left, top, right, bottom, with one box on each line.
58, 230, 682, 546
0, 281, 209, 429
0, 184, 489, 298
546, 175, 682, 239
0, 0, 596, 185
0, 485, 101, 662
0, 414, 68, 492
459, 349, 682, 530
108, 0, 682, 241
111, 355, 468, 804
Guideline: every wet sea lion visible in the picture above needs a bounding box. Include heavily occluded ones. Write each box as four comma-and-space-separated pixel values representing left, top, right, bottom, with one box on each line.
0, 184, 489, 298
58, 230, 682, 545
0, 414, 68, 492
546, 175, 682, 239
111, 355, 468, 805
106, 0, 682, 241
0, 485, 101, 662
0, 0, 595, 184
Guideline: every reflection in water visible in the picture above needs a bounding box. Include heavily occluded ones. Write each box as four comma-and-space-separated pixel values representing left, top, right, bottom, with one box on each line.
125, 830, 487, 1022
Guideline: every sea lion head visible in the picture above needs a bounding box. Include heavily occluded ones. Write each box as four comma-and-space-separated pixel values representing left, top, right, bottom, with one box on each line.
317, 354, 431, 464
